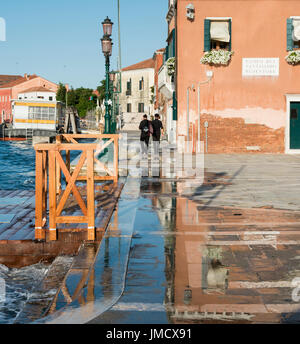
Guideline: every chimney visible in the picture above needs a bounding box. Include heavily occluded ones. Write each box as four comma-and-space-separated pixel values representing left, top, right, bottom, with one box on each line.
24, 73, 28, 80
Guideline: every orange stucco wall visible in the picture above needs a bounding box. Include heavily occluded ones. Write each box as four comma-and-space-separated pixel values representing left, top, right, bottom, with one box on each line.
176, 0, 300, 152
11, 77, 58, 100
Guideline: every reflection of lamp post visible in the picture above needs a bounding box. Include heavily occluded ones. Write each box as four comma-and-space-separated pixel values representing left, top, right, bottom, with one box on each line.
101, 17, 113, 134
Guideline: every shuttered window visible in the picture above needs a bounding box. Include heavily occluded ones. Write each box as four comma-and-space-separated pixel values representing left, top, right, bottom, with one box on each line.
204, 19, 232, 51
287, 18, 300, 51
172, 91, 177, 121
164, 29, 176, 62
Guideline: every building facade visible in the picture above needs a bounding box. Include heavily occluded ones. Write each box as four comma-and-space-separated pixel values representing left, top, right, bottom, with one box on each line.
119, 58, 155, 131
0, 74, 58, 123
159, 0, 300, 153
12, 87, 64, 131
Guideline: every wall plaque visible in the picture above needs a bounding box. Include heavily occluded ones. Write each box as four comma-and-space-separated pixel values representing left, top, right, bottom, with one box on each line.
242, 58, 279, 76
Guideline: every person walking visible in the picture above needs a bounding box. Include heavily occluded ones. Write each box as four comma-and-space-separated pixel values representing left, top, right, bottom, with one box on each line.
139, 114, 151, 157
152, 114, 164, 158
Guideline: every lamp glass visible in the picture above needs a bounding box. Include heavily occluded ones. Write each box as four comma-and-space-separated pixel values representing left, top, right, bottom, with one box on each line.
102, 17, 113, 36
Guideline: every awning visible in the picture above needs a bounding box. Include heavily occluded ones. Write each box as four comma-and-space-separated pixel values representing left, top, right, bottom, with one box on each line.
293, 19, 300, 41
210, 21, 230, 43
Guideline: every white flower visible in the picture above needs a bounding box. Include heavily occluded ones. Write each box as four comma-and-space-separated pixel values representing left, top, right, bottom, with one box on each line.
286, 51, 300, 65
200, 49, 234, 66
166, 57, 176, 76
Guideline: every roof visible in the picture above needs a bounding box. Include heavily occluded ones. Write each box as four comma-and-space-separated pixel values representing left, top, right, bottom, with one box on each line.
0, 75, 38, 88
0, 75, 22, 87
122, 58, 155, 72
20, 86, 54, 93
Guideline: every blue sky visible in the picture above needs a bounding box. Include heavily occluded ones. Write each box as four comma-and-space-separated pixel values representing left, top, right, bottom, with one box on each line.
0, 0, 168, 89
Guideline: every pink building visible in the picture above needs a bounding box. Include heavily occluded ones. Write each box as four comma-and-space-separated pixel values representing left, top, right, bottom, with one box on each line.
0, 74, 58, 123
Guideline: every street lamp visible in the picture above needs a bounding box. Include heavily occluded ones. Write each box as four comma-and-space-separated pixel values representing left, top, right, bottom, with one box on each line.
101, 17, 113, 134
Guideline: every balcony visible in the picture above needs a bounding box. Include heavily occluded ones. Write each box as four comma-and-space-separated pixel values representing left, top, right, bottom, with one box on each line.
158, 63, 175, 100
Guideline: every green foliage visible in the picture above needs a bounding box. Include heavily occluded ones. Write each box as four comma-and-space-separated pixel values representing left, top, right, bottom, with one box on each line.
97, 79, 106, 102
56, 80, 106, 118
56, 83, 66, 103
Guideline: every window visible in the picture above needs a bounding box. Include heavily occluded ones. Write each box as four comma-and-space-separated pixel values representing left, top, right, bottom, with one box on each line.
127, 103, 132, 113
126, 79, 132, 96
204, 18, 232, 51
138, 103, 144, 113
49, 96, 53, 101
287, 18, 300, 51
164, 28, 176, 62
28, 106, 55, 121
139, 77, 144, 90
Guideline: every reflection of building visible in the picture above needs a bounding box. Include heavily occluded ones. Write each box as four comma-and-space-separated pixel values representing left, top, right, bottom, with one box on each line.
0, 74, 59, 124
161, 0, 300, 153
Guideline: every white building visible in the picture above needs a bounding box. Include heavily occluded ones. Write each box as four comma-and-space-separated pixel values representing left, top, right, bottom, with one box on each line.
12, 86, 64, 131
119, 58, 155, 131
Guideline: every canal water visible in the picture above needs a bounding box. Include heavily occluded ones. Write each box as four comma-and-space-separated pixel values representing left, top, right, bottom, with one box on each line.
0, 141, 35, 190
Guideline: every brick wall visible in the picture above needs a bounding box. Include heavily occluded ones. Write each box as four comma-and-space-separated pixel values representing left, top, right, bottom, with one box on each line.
188, 114, 285, 153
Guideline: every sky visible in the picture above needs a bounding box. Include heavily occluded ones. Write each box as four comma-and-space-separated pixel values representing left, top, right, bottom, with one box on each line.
0, 0, 168, 89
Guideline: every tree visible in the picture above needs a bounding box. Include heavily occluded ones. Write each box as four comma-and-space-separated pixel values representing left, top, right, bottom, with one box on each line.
56, 83, 66, 103
97, 79, 106, 102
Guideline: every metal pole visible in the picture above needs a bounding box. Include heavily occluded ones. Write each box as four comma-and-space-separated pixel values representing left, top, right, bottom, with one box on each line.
104, 55, 110, 134
118, 0, 122, 71
197, 85, 200, 150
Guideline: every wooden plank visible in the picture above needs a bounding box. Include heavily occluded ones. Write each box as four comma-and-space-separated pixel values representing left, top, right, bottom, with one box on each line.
56, 216, 88, 224
56, 151, 87, 217
48, 150, 57, 241
63, 134, 119, 139
55, 151, 88, 216
87, 149, 95, 241
34, 143, 99, 151
114, 137, 119, 182
76, 176, 115, 181
35, 150, 45, 240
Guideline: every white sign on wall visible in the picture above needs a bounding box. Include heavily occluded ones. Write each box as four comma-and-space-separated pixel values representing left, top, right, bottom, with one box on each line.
242, 58, 279, 76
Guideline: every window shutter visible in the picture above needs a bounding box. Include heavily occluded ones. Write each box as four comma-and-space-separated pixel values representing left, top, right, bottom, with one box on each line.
287, 18, 294, 51
204, 19, 211, 51
228, 19, 232, 51
172, 29, 176, 57
172, 91, 177, 121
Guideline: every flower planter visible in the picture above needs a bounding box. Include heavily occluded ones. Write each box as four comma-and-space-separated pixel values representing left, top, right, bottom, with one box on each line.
200, 49, 233, 66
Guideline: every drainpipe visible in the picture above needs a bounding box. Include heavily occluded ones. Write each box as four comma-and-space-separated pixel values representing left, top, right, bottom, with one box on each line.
197, 70, 213, 152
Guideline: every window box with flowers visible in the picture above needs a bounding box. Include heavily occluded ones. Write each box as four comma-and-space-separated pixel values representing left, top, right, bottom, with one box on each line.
285, 51, 300, 65
200, 49, 234, 66
166, 57, 175, 82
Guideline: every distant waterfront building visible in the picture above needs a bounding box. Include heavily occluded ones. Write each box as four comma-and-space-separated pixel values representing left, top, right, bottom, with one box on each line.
159, 0, 300, 153
119, 58, 155, 131
12, 87, 64, 131
0, 74, 58, 124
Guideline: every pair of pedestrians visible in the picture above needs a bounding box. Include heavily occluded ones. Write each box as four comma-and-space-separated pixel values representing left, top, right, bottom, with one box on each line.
139, 114, 164, 158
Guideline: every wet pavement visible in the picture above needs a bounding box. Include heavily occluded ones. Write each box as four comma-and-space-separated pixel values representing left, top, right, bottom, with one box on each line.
30, 154, 300, 324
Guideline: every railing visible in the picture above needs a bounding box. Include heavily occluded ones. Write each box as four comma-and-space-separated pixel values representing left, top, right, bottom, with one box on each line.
34, 134, 119, 242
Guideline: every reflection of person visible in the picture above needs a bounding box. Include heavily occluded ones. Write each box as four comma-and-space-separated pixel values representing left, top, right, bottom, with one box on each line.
139, 114, 150, 157
152, 114, 164, 158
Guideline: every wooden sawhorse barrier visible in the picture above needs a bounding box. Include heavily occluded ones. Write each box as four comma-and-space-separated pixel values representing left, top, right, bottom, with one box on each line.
34, 134, 119, 241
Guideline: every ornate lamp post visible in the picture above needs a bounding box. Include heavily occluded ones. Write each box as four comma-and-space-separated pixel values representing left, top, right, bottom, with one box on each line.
101, 17, 113, 134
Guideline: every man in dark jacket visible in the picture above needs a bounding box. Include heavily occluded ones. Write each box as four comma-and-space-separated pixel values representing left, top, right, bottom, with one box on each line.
152, 114, 164, 158
139, 114, 150, 157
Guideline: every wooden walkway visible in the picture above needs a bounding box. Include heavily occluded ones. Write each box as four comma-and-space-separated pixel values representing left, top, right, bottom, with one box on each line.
0, 182, 123, 268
